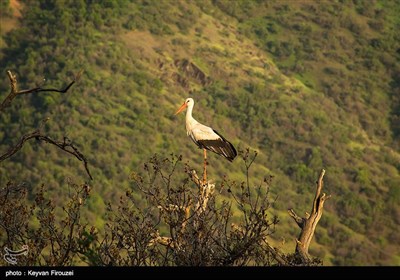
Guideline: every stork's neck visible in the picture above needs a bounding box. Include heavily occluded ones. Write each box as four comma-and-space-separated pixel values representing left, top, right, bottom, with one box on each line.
185, 102, 198, 133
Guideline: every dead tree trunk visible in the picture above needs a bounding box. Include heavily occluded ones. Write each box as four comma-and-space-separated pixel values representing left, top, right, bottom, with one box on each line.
288, 169, 331, 264
148, 169, 214, 248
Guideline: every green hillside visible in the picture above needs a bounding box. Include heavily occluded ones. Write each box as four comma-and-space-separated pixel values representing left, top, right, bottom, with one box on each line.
0, 0, 399, 265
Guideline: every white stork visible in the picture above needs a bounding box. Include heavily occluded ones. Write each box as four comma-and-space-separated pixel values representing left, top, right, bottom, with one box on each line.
175, 97, 237, 182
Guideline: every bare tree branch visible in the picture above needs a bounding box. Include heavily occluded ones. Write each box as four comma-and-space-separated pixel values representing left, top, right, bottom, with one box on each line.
288, 209, 305, 228
1, 69, 82, 112
0, 119, 93, 180
263, 239, 288, 266
288, 169, 331, 264
190, 169, 215, 213
0, 70, 92, 180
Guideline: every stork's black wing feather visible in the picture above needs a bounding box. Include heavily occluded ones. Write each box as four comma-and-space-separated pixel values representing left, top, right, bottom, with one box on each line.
197, 129, 237, 161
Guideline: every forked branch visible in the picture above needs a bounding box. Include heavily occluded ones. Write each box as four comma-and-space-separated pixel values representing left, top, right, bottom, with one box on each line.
1, 69, 82, 112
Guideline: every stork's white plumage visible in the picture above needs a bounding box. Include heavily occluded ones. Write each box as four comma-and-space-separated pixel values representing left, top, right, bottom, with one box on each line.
175, 98, 237, 182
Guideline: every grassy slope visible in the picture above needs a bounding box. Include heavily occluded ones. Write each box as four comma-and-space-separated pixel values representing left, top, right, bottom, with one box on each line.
0, 0, 399, 265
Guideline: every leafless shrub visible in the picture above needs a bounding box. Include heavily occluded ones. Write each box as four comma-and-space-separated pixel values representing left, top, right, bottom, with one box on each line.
94, 149, 287, 266
0, 181, 91, 265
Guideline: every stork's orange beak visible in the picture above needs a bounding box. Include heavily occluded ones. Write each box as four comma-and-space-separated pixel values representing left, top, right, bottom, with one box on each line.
175, 102, 187, 115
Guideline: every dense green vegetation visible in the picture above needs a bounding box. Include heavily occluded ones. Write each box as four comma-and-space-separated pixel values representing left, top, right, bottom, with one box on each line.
0, 0, 399, 265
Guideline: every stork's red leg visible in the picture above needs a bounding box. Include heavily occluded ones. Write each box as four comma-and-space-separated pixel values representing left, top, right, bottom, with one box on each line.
203, 148, 207, 183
